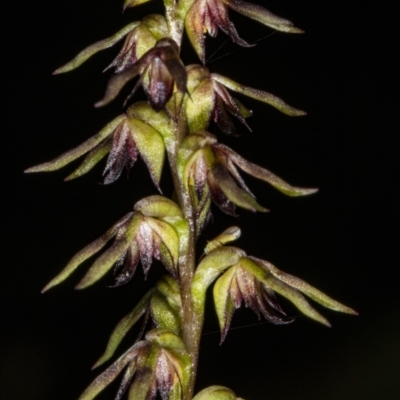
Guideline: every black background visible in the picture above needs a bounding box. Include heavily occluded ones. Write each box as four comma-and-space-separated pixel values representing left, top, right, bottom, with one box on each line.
2, 0, 399, 399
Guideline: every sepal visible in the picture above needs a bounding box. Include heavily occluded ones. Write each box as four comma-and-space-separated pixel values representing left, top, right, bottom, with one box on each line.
193, 386, 243, 400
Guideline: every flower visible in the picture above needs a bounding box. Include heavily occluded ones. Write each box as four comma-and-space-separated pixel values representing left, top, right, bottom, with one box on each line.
192, 244, 358, 343
25, 103, 173, 189
185, 0, 304, 63
178, 131, 318, 218
185, 65, 306, 135
41, 196, 185, 291
95, 38, 188, 111
78, 329, 191, 400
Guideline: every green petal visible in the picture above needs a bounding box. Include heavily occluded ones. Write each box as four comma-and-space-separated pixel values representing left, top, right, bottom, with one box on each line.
222, 145, 318, 196
53, 22, 140, 74
75, 214, 143, 289
92, 289, 154, 369
253, 257, 358, 315
129, 119, 165, 191
42, 212, 134, 292
25, 116, 126, 173
240, 257, 331, 326
224, 0, 304, 34
78, 341, 147, 400
212, 74, 306, 116
193, 386, 239, 400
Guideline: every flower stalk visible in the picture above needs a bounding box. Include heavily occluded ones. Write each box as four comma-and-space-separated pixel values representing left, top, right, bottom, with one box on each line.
27, 1, 357, 399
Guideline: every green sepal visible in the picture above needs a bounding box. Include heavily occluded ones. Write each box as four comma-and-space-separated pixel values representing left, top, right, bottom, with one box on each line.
212, 74, 307, 116
134, 24, 158, 59
223, 0, 303, 34
192, 247, 246, 314
25, 115, 126, 174
150, 291, 181, 333
127, 344, 159, 400
205, 226, 241, 254
65, 139, 111, 181
253, 257, 358, 315
141, 14, 169, 41
53, 22, 140, 74
42, 212, 134, 292
127, 102, 174, 144
193, 385, 240, 400
222, 146, 318, 197
75, 214, 144, 289
129, 119, 165, 191
186, 78, 215, 132
78, 341, 147, 400
124, 0, 153, 11
239, 257, 331, 326
213, 266, 238, 342
93, 289, 155, 369
210, 162, 268, 213
134, 195, 183, 222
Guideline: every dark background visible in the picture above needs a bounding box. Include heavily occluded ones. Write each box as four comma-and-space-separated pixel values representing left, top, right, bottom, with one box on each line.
2, 0, 399, 399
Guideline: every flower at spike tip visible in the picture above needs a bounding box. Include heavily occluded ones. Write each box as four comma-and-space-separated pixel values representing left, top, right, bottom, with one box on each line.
178, 131, 318, 217
41, 196, 185, 292
185, 0, 304, 63
185, 65, 306, 135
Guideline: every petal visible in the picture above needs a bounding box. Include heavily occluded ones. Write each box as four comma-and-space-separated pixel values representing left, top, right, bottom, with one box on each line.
220, 145, 319, 196
42, 212, 134, 292
147, 59, 175, 111
53, 22, 140, 74
212, 74, 307, 116
204, 226, 241, 254
93, 289, 154, 368
25, 116, 126, 173
224, 0, 304, 33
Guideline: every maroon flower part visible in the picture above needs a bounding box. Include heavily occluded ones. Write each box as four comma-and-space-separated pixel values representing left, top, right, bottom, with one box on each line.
95, 38, 188, 111
185, 0, 303, 63
214, 261, 292, 342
